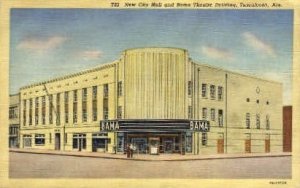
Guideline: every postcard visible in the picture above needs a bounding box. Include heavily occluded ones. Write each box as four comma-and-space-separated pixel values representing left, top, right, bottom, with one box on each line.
0, 0, 299, 187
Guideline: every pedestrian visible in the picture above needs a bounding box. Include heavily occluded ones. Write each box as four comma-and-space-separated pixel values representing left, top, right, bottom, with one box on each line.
126, 144, 130, 158
130, 143, 134, 158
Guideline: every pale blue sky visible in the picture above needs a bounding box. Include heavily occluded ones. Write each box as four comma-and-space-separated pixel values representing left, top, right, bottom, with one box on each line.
10, 9, 293, 104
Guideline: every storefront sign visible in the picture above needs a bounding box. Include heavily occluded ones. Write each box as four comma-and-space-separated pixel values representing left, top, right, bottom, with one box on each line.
100, 120, 119, 131
190, 120, 210, 132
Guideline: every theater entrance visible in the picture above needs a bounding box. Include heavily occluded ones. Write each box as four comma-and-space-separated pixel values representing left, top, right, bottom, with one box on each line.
126, 133, 184, 154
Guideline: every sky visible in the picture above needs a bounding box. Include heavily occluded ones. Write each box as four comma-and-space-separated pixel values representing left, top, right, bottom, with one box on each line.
10, 9, 293, 105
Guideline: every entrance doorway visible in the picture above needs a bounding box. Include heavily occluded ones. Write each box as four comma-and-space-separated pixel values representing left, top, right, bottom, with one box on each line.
72, 134, 86, 151
162, 137, 174, 153
245, 139, 251, 153
55, 133, 60, 150
217, 139, 224, 154
265, 139, 270, 153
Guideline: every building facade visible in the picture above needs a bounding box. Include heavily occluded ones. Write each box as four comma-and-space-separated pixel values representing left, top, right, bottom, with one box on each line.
283, 106, 292, 152
9, 94, 20, 148
18, 47, 283, 155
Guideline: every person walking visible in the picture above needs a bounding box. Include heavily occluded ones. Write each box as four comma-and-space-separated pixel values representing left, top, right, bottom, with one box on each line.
126, 144, 130, 158
129, 143, 134, 158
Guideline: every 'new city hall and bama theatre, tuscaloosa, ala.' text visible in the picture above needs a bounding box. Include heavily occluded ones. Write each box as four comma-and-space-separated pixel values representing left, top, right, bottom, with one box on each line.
18, 47, 283, 155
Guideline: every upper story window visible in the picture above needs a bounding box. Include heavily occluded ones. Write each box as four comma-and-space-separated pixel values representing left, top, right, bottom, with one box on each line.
210, 108, 215, 121
117, 81, 122, 97
188, 81, 192, 96
188, 106, 193, 119
210, 85, 216, 99
266, 115, 270, 130
92, 86, 97, 100
64, 92, 69, 102
256, 114, 260, 129
117, 106, 122, 119
246, 113, 250, 129
202, 108, 207, 120
218, 86, 223, 100
202, 84, 207, 98
82, 88, 87, 101
104, 84, 109, 98
9, 106, 18, 119
73, 90, 78, 102
218, 109, 223, 127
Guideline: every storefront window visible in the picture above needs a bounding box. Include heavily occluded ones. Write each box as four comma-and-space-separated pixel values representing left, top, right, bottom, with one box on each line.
117, 132, 124, 152
35, 134, 45, 145
185, 132, 192, 153
73, 134, 87, 150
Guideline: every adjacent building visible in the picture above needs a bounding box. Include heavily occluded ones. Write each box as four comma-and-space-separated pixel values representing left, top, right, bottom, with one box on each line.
283, 106, 292, 152
18, 47, 283, 155
9, 94, 20, 148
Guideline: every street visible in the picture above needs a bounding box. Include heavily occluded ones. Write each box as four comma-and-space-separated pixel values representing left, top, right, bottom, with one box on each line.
9, 152, 291, 178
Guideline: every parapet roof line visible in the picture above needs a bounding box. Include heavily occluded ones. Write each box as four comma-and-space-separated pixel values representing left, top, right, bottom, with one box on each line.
192, 61, 282, 85
20, 61, 117, 90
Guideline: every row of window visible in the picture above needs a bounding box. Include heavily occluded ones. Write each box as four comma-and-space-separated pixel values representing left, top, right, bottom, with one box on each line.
22, 83, 122, 126
246, 113, 270, 130
188, 82, 223, 101
246, 98, 270, 105
188, 106, 223, 127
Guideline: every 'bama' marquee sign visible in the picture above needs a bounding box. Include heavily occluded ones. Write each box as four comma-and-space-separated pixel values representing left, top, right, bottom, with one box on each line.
100, 119, 210, 132
100, 120, 120, 131
190, 120, 210, 132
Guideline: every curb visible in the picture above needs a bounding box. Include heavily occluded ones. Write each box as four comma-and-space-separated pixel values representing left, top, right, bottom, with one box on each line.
9, 150, 292, 162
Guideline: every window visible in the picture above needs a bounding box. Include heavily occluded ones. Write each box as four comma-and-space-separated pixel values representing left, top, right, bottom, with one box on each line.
29, 99, 33, 125
82, 88, 87, 122
9, 106, 18, 119
266, 101, 269, 105
73, 134, 86, 149
103, 98, 109, 120
103, 84, 109, 98
256, 114, 260, 129
210, 85, 216, 99
256, 99, 259, 104
56, 93, 60, 125
42, 96, 46, 125
73, 90, 78, 123
211, 108, 215, 121
188, 106, 193, 119
49, 95, 53, 124
117, 81, 122, 96
73, 90, 78, 102
202, 108, 207, 119
117, 106, 122, 119
92, 86, 97, 121
246, 98, 250, 102
246, 113, 250, 129
82, 88, 87, 101
35, 98, 39, 125
266, 115, 270, 130
188, 81, 192, 96
35, 134, 45, 145
202, 84, 207, 98
92, 86, 97, 99
202, 133, 207, 146
23, 100, 26, 126
186, 132, 193, 153
218, 110, 223, 127
218, 86, 223, 100
64, 92, 69, 123
64, 133, 68, 144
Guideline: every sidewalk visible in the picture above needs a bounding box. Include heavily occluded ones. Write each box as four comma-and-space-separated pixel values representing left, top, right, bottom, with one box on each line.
9, 148, 291, 161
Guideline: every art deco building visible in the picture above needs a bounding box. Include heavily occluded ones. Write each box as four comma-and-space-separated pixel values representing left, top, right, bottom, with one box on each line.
18, 47, 283, 155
